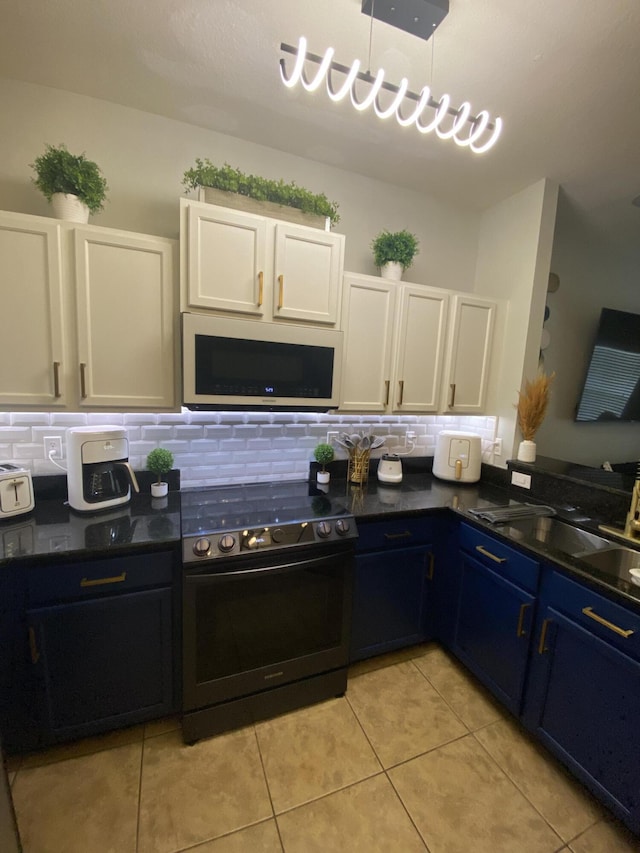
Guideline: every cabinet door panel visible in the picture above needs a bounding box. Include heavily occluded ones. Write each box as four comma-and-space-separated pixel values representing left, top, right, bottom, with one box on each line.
527, 607, 640, 824
27, 588, 173, 740
444, 294, 495, 413
274, 224, 343, 324
0, 213, 67, 407
340, 277, 397, 411
393, 286, 448, 412
454, 553, 534, 713
187, 204, 266, 315
74, 228, 175, 408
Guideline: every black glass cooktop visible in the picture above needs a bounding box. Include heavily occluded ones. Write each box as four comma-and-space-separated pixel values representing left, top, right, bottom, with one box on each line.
181, 480, 350, 537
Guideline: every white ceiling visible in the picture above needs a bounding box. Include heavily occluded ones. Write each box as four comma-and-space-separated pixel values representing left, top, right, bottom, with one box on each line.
1, 0, 640, 238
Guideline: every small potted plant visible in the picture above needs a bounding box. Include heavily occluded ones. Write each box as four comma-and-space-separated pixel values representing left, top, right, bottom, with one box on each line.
313, 443, 335, 485
30, 143, 108, 223
146, 448, 174, 498
516, 369, 555, 463
371, 229, 420, 280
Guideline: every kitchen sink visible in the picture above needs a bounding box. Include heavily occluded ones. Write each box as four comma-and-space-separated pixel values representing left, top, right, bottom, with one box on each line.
578, 547, 640, 579
498, 516, 612, 557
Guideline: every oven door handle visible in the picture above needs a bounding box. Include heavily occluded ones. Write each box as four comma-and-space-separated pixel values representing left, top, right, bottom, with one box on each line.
185, 551, 349, 581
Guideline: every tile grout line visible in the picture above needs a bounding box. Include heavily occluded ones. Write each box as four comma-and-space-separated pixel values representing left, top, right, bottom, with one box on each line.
135, 734, 146, 853
251, 725, 286, 852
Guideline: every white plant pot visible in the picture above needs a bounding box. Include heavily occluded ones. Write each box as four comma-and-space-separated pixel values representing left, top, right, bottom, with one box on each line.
380, 262, 403, 281
151, 481, 169, 498
517, 440, 537, 463
51, 193, 90, 223
317, 470, 331, 485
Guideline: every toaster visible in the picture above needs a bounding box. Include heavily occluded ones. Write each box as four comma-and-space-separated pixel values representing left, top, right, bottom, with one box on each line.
0, 463, 35, 519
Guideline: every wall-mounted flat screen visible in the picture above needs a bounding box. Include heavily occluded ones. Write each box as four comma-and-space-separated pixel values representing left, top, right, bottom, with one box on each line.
575, 308, 640, 422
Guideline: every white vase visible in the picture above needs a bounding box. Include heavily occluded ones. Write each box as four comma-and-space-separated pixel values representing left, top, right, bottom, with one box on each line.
151, 481, 169, 497
317, 470, 330, 485
517, 440, 537, 463
380, 261, 403, 281
51, 192, 90, 223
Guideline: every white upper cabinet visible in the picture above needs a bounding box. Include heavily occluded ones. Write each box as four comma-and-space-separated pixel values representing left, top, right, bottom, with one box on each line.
442, 293, 496, 413
0, 211, 177, 411
181, 199, 344, 325
0, 212, 67, 407
340, 273, 449, 414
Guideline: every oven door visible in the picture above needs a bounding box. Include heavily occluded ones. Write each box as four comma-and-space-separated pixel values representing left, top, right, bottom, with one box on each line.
182, 544, 354, 711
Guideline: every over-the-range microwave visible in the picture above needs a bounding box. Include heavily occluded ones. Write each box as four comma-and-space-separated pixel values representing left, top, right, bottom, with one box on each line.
182, 313, 343, 411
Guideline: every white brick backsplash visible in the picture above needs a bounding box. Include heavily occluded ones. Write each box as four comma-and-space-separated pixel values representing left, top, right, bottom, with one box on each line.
0, 411, 495, 489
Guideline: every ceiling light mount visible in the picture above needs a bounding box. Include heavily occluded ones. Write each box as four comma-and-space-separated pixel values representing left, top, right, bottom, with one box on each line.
280, 38, 503, 154
361, 0, 449, 41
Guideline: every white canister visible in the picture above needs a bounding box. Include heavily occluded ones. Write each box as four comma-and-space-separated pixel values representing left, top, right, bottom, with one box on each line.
432, 431, 482, 483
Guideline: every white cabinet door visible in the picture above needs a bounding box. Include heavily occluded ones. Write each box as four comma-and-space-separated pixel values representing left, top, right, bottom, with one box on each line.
273, 224, 344, 324
393, 286, 448, 413
74, 228, 176, 409
340, 275, 397, 412
0, 212, 68, 407
185, 202, 267, 317
443, 294, 496, 413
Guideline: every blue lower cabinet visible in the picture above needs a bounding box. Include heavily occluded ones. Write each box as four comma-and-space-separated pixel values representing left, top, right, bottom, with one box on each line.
350, 546, 432, 661
523, 573, 640, 833
453, 552, 535, 714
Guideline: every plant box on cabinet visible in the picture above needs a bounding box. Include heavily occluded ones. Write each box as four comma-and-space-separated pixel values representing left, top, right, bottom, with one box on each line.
0, 210, 177, 411
339, 272, 448, 413
180, 198, 344, 325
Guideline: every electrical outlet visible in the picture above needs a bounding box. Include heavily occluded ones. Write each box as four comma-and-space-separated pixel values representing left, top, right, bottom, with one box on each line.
494, 438, 503, 456
511, 471, 531, 489
406, 430, 417, 441
44, 436, 63, 459
326, 430, 339, 444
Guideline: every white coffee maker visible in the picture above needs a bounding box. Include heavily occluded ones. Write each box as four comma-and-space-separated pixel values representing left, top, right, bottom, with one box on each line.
66, 426, 139, 512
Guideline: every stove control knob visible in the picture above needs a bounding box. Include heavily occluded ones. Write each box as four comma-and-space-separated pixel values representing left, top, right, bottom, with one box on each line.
218, 534, 236, 553
335, 519, 351, 536
272, 528, 285, 543
317, 521, 332, 539
193, 537, 211, 557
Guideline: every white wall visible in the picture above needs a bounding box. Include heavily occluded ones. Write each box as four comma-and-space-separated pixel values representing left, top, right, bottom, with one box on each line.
0, 78, 479, 291
536, 195, 640, 466
473, 179, 559, 463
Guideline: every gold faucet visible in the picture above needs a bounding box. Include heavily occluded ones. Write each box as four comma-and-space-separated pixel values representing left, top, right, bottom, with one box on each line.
599, 471, 640, 542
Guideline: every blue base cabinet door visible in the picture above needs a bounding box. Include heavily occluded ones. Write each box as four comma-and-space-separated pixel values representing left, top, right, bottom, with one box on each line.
27, 587, 174, 743
453, 553, 535, 714
350, 545, 432, 661
524, 573, 640, 834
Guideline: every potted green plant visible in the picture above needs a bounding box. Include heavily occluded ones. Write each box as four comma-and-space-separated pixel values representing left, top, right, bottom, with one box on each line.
30, 143, 108, 223
182, 159, 340, 228
313, 443, 335, 485
146, 447, 174, 498
371, 229, 420, 280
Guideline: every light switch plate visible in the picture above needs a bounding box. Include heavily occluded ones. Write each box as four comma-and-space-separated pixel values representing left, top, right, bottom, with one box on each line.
511, 471, 532, 489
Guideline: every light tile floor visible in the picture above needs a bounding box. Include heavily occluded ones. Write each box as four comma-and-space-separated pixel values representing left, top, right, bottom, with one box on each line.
8, 643, 640, 853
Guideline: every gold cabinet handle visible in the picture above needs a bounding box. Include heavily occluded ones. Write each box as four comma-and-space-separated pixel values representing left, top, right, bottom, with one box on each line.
516, 603, 531, 637
426, 552, 435, 581
384, 530, 412, 540
29, 626, 40, 664
53, 361, 61, 397
257, 271, 264, 307
277, 274, 284, 309
538, 617, 552, 654
582, 606, 635, 638
449, 383, 456, 407
80, 362, 87, 398
384, 380, 390, 407
397, 379, 404, 406
80, 572, 127, 588
475, 544, 507, 564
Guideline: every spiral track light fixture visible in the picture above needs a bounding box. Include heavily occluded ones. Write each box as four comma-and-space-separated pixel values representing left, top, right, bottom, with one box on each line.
279, 37, 503, 154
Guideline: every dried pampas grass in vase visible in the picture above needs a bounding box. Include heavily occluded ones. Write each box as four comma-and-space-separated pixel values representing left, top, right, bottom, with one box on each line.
516, 369, 555, 462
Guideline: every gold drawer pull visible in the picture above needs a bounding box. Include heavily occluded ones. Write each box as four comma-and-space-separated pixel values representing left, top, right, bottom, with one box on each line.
29, 626, 40, 664
397, 379, 404, 406
257, 271, 264, 307
538, 617, 552, 654
80, 362, 87, 398
582, 606, 634, 638
277, 274, 284, 309
475, 544, 507, 564
426, 552, 435, 581
384, 380, 390, 406
53, 361, 61, 397
384, 530, 412, 540
80, 572, 127, 588
449, 383, 456, 407
516, 603, 530, 637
